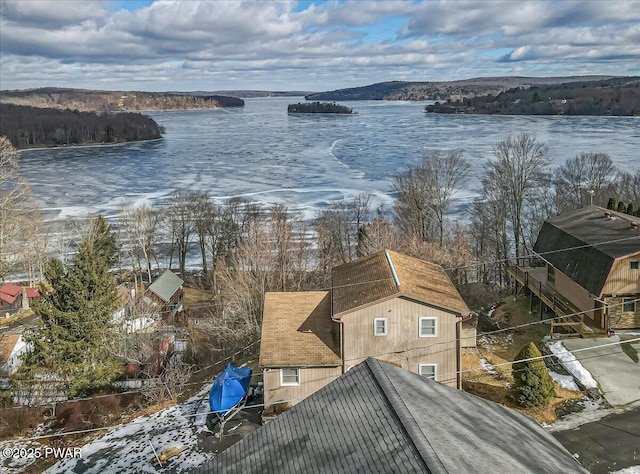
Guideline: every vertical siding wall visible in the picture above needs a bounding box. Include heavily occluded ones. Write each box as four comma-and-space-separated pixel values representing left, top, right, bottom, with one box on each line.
341, 297, 459, 387
602, 255, 640, 295
263, 366, 342, 410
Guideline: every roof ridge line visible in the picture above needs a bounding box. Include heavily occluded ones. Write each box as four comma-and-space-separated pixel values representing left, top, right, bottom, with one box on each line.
365, 358, 447, 474
384, 250, 401, 287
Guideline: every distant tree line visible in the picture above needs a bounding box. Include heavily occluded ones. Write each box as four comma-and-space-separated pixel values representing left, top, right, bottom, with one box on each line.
287, 102, 354, 114
0, 104, 162, 149
426, 78, 640, 116
0, 88, 244, 112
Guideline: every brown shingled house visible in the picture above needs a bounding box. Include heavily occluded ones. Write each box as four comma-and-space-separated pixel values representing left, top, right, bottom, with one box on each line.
511, 206, 640, 330
260, 250, 471, 411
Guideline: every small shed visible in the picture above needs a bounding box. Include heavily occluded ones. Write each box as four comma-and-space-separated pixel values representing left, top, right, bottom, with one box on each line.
145, 270, 184, 318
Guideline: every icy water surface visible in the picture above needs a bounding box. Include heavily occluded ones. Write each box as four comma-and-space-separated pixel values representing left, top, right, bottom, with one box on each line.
17, 97, 640, 221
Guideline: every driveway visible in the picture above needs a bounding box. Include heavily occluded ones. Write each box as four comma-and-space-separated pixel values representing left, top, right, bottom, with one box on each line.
561, 336, 640, 407
553, 405, 640, 474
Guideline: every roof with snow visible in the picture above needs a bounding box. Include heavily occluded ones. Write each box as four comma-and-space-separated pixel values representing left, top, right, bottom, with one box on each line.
147, 270, 183, 303
534, 205, 640, 296
195, 358, 586, 474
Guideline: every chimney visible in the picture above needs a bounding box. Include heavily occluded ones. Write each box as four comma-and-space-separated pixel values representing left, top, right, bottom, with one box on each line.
631, 222, 639, 230
604, 211, 612, 219
22, 288, 29, 310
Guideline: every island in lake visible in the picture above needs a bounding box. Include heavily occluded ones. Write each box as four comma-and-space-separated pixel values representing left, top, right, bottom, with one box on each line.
287, 101, 354, 114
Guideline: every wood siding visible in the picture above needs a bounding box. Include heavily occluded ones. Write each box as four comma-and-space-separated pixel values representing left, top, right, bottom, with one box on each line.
341, 297, 460, 387
552, 270, 596, 316
263, 366, 342, 411
602, 255, 640, 296
604, 296, 640, 329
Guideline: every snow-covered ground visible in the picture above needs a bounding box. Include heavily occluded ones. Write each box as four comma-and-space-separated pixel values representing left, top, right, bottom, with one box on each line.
547, 341, 598, 389
44, 385, 215, 473
548, 370, 580, 391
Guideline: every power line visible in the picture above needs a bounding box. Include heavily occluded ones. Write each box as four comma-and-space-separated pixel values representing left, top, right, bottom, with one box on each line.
6, 338, 639, 441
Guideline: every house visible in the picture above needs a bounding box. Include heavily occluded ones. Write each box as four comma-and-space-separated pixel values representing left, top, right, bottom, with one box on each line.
0, 283, 23, 316
260, 249, 471, 412
0, 333, 26, 376
143, 270, 184, 318
195, 358, 586, 474
511, 206, 640, 330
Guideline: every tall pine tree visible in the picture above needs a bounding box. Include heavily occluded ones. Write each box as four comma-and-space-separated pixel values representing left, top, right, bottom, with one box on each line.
17, 216, 121, 398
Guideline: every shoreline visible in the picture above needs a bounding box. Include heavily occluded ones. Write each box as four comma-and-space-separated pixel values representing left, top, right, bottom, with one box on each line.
16, 137, 164, 153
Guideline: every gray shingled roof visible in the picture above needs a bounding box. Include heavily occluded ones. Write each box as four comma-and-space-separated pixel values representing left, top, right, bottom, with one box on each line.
534, 206, 640, 296
147, 270, 183, 303
194, 358, 586, 474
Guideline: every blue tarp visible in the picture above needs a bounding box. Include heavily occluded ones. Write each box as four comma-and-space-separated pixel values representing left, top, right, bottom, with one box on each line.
209, 363, 252, 417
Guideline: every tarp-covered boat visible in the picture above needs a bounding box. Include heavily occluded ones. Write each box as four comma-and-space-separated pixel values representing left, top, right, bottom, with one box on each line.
209, 363, 252, 417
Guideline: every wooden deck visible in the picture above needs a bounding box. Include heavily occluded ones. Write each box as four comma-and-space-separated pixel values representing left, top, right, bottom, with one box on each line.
508, 266, 585, 337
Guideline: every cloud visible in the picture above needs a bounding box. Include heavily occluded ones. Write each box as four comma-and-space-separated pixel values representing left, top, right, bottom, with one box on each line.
0, 0, 638, 91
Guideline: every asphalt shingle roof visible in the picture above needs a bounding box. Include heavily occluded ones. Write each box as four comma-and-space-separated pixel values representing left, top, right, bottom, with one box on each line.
259, 291, 340, 367
332, 249, 470, 317
534, 206, 640, 296
194, 358, 586, 474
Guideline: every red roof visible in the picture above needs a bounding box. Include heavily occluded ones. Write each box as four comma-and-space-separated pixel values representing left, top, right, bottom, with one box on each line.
26, 287, 40, 299
0, 283, 22, 304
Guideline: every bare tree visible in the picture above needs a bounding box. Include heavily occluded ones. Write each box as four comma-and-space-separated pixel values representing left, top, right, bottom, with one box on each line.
0, 137, 40, 280
553, 152, 617, 212
618, 170, 640, 209
315, 193, 371, 276
119, 201, 158, 284
165, 190, 196, 276
393, 151, 469, 246
485, 134, 550, 262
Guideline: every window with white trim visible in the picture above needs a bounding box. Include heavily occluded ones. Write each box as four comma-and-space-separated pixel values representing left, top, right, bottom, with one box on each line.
623, 298, 636, 313
419, 317, 437, 337
281, 368, 300, 386
419, 364, 437, 380
374, 318, 387, 336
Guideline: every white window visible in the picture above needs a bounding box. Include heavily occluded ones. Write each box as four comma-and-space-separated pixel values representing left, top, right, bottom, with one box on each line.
281, 368, 300, 386
374, 318, 387, 336
419, 317, 437, 337
419, 364, 437, 380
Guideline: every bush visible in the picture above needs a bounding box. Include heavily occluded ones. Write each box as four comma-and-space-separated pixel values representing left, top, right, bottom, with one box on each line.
607, 197, 617, 210
511, 342, 556, 407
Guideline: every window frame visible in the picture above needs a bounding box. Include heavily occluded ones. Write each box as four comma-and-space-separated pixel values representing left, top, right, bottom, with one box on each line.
280, 368, 300, 386
419, 364, 437, 380
373, 317, 388, 336
630, 261, 639, 270
419, 317, 437, 337
623, 298, 636, 313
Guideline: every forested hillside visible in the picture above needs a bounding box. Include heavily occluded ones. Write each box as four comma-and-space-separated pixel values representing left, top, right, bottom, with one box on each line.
287, 102, 354, 114
0, 88, 244, 112
425, 78, 640, 115
0, 104, 163, 148
305, 76, 617, 101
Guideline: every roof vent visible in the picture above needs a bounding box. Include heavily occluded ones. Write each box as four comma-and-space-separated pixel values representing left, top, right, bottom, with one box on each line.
631, 222, 639, 230
604, 211, 611, 219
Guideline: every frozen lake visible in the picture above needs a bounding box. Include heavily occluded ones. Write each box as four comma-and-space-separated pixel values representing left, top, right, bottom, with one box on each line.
16, 97, 640, 222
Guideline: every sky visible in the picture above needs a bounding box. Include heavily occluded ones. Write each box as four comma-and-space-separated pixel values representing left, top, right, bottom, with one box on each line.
1, 0, 639, 92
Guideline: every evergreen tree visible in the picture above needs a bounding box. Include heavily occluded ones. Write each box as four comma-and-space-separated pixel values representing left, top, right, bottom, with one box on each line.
607, 197, 617, 210
626, 203, 635, 216
511, 342, 556, 408
17, 215, 121, 398
617, 201, 627, 213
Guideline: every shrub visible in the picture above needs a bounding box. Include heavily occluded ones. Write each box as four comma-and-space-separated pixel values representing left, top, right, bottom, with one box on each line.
607, 197, 617, 210
511, 342, 556, 408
